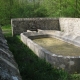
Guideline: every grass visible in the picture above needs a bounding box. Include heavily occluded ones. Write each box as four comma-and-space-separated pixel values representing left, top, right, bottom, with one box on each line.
1, 25, 80, 80
1, 24, 12, 37
71, 74, 80, 80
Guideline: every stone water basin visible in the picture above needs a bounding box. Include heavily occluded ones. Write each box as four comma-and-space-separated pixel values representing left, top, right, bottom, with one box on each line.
20, 30, 80, 73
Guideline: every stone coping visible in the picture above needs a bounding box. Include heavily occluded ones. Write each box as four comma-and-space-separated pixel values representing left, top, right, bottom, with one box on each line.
24, 30, 80, 50
12, 18, 58, 20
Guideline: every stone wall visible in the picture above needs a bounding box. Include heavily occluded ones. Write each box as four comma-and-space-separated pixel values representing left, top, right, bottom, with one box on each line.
12, 18, 80, 36
0, 28, 22, 80
11, 18, 60, 36
59, 18, 80, 36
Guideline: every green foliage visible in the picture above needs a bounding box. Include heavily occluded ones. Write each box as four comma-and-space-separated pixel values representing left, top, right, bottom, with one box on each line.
34, 7, 48, 17
0, 0, 47, 25
70, 74, 80, 80
42, 0, 80, 17
0, 0, 80, 25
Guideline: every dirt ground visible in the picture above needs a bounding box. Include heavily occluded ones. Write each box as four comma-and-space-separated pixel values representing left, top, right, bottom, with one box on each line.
33, 37, 80, 56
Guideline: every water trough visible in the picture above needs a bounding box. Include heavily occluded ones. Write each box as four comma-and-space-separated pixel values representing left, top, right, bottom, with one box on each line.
20, 30, 80, 73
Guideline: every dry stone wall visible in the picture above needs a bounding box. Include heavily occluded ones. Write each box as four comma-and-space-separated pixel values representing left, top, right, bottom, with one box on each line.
11, 18, 60, 36
0, 28, 22, 80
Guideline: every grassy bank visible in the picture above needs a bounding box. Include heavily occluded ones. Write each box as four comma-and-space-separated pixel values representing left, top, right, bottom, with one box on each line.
1, 25, 80, 80
6, 36, 69, 80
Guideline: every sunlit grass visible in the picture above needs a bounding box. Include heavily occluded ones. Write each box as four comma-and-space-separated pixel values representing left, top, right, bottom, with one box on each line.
1, 24, 12, 37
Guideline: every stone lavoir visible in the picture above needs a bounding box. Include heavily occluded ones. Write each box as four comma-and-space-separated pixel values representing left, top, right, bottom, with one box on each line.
12, 18, 80, 73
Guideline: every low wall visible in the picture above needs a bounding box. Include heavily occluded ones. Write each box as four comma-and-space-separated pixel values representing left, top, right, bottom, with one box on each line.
12, 18, 80, 36
11, 18, 60, 36
0, 28, 22, 80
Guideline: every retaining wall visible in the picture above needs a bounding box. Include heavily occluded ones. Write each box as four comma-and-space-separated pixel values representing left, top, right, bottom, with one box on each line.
0, 27, 22, 80
11, 18, 60, 36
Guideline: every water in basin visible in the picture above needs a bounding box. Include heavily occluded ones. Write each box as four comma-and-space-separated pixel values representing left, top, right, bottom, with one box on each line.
33, 37, 80, 56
